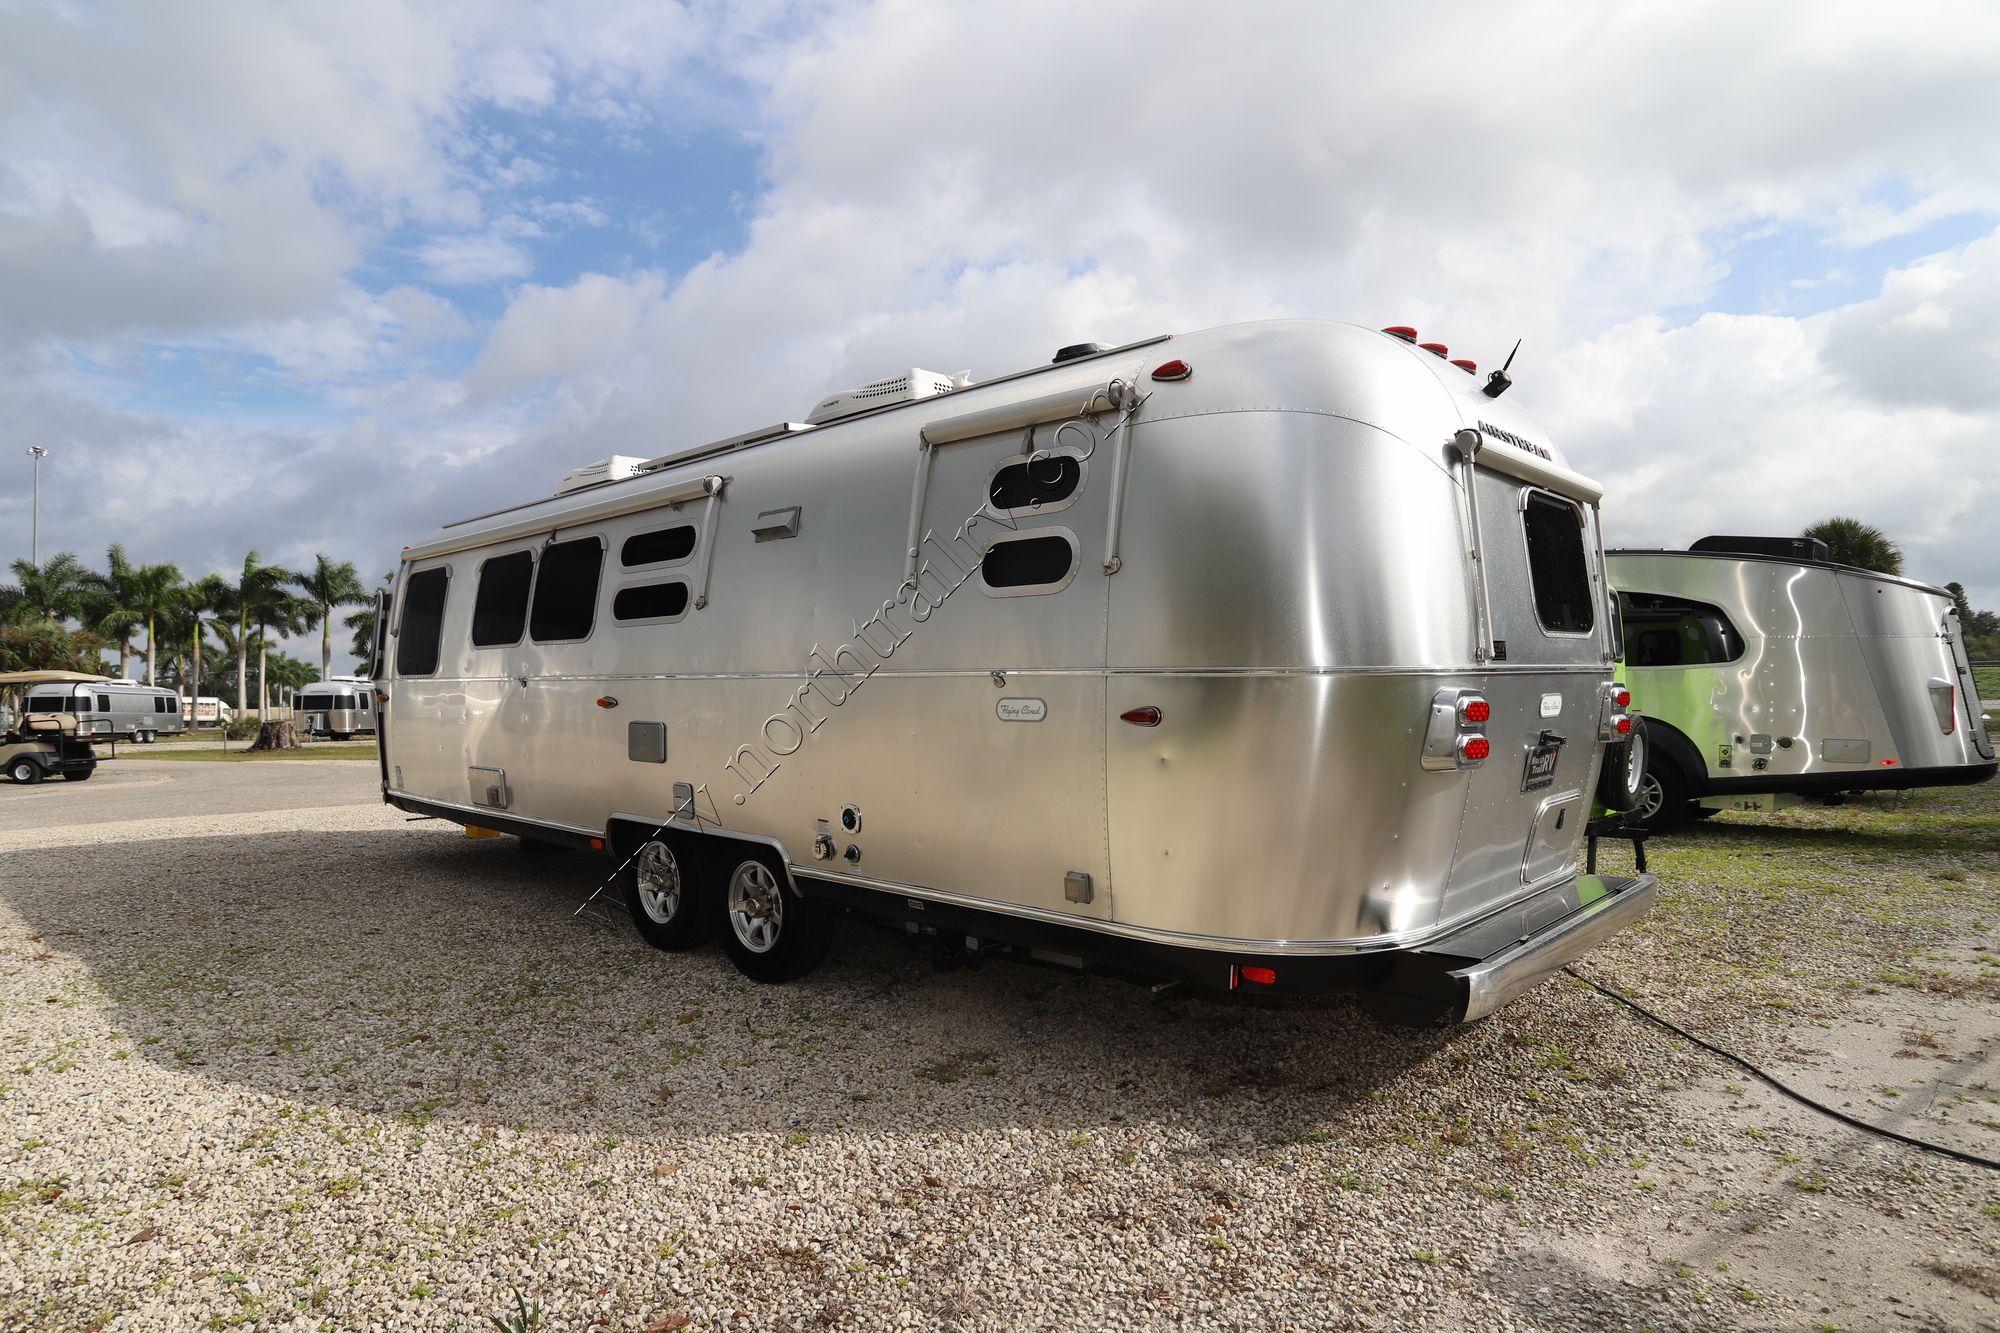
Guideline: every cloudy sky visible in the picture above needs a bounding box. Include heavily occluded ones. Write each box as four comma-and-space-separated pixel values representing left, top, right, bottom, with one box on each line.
3, 0, 1997, 671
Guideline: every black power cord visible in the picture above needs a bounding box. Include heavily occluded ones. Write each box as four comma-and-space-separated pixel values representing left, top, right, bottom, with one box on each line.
1563, 966, 2000, 1173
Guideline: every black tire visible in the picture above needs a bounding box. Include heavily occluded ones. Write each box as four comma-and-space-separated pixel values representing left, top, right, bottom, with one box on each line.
719, 852, 833, 982
1594, 720, 1649, 814
1633, 750, 1688, 834
9, 758, 44, 785
623, 838, 714, 951
334, 732, 351, 742
63, 767, 93, 782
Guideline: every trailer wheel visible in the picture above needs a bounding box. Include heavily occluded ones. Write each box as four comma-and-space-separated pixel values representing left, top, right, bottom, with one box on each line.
1633, 752, 1687, 833
1594, 721, 1649, 814
623, 839, 713, 951
62, 767, 92, 782
9, 758, 44, 785
721, 855, 833, 983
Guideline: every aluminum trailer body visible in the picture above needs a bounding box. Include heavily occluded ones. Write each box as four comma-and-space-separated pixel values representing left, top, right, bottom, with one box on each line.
22, 679, 186, 743
297, 678, 377, 739
1608, 544, 1996, 828
376, 319, 1655, 1022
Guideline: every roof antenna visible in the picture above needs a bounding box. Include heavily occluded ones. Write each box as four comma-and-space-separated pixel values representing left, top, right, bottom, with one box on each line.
1482, 340, 1520, 399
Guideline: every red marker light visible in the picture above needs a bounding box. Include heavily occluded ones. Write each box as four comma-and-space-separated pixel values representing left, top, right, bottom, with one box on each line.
1150, 359, 1192, 382
595, 696, 619, 709
1614, 715, 1633, 736
1240, 966, 1277, 986
1461, 699, 1491, 724
1382, 325, 1418, 342
1120, 706, 1163, 727
1418, 342, 1449, 358
1450, 358, 1477, 373
1881, 758, 1898, 766
1460, 736, 1491, 762
1611, 686, 1631, 708
590, 838, 605, 850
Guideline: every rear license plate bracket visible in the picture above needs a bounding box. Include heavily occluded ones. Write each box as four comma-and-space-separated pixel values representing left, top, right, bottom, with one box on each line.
1522, 731, 1564, 792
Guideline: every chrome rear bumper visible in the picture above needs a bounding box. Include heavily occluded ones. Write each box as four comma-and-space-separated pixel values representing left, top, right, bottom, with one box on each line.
1451, 873, 1658, 1021
1362, 871, 1658, 1024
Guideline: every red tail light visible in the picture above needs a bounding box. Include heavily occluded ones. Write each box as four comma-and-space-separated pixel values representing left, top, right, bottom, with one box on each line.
1119, 706, 1163, 727
1614, 714, 1633, 736
1240, 966, 1277, 986
1610, 685, 1631, 708
1460, 698, 1491, 724
1459, 735, 1490, 764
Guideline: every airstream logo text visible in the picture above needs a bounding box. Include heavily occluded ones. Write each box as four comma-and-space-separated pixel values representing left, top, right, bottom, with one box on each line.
1477, 420, 1552, 460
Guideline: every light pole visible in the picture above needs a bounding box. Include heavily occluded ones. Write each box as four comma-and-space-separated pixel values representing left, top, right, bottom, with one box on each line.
26, 445, 47, 568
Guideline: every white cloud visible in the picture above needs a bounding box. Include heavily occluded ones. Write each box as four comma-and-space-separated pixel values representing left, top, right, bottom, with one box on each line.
417, 232, 533, 286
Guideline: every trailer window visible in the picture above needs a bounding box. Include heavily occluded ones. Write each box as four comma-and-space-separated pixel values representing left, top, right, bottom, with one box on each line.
530, 537, 604, 642
472, 550, 535, 647
396, 568, 450, 676
613, 581, 690, 623
27, 694, 68, 713
980, 531, 1077, 594
1521, 492, 1595, 635
989, 455, 1082, 512
1620, 592, 1744, 666
622, 525, 697, 568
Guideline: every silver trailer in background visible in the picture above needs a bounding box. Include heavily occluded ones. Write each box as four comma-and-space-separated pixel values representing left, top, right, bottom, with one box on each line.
22, 679, 186, 743
297, 677, 377, 739
375, 319, 1656, 1023
1609, 538, 1996, 830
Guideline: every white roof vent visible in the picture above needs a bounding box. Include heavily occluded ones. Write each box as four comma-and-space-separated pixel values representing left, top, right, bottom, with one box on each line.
555, 455, 647, 495
806, 368, 968, 425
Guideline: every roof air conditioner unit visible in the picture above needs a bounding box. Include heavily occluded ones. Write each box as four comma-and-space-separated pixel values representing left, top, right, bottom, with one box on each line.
806, 369, 968, 425
555, 455, 647, 496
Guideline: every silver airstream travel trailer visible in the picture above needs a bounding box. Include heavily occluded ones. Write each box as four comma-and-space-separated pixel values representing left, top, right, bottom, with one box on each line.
376, 320, 1656, 1023
296, 677, 377, 739
22, 678, 186, 743
1609, 537, 1996, 830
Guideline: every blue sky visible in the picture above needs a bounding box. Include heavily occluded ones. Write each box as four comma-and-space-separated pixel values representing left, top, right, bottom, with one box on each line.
4, 1, 1999, 672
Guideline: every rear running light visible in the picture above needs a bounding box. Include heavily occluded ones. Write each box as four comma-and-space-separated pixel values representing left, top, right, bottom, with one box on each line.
1418, 342, 1449, 358
1613, 714, 1633, 736
1450, 358, 1477, 373
1458, 735, 1490, 764
1119, 706, 1163, 727
1240, 966, 1277, 986
1382, 325, 1418, 342
1610, 684, 1631, 709
1150, 359, 1192, 382
1459, 697, 1491, 724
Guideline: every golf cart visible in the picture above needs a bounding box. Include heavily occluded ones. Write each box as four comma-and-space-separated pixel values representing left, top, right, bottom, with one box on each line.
1, 670, 102, 785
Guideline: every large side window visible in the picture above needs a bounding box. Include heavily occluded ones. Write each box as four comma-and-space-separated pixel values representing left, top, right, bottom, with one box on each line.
1621, 592, 1745, 666
1521, 492, 1595, 634
471, 550, 535, 647
396, 568, 451, 676
530, 537, 605, 642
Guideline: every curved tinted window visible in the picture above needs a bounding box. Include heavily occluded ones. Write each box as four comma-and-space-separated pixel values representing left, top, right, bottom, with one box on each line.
1522, 492, 1595, 634
472, 550, 534, 647
613, 581, 690, 622
981, 533, 1075, 591
622, 525, 697, 567
989, 455, 1081, 510
1621, 592, 1745, 666
529, 538, 604, 642
396, 568, 450, 676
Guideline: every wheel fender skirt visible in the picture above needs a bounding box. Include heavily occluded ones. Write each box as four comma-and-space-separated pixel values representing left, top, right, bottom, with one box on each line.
1362, 872, 1658, 1025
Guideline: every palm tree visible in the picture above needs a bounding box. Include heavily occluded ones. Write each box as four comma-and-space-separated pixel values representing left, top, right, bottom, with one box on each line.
126, 561, 184, 686
8, 552, 93, 624
343, 571, 394, 670
1802, 518, 1903, 575
223, 552, 288, 718
250, 585, 311, 718
179, 573, 229, 720
86, 544, 144, 679
291, 555, 370, 680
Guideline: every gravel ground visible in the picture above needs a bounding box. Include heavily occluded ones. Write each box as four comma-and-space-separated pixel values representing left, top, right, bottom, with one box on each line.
1, 762, 1996, 1331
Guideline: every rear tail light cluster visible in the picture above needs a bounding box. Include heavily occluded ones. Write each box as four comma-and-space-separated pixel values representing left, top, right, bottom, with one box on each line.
1422, 688, 1494, 772
1599, 680, 1633, 742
